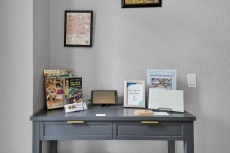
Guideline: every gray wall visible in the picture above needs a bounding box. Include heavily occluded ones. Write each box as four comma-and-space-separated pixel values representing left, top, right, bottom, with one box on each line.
0, 0, 33, 153
33, 0, 51, 151
49, 0, 230, 153
33, 0, 50, 114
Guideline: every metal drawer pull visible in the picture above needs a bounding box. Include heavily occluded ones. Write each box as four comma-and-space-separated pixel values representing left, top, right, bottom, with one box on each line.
67, 121, 84, 124
141, 121, 158, 124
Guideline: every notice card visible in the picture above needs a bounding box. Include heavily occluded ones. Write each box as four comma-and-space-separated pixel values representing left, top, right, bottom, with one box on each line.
154, 112, 169, 115
96, 114, 106, 116
127, 83, 143, 106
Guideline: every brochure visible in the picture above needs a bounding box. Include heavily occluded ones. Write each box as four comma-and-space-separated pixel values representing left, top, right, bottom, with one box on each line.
147, 69, 177, 90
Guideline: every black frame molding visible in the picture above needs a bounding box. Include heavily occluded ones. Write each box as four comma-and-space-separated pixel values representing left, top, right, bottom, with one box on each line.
64, 10, 93, 47
122, 0, 162, 8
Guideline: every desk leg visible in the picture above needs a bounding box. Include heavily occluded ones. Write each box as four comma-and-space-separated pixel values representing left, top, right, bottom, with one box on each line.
33, 122, 42, 153
184, 122, 194, 153
50, 141, 57, 153
168, 141, 175, 153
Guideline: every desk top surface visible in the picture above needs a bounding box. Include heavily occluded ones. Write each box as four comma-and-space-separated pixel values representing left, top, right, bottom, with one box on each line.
31, 105, 196, 122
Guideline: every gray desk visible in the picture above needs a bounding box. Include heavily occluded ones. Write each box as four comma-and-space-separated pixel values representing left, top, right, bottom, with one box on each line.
30, 105, 196, 153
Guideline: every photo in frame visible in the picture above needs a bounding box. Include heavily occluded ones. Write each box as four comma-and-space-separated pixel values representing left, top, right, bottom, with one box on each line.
124, 80, 145, 108
64, 10, 93, 47
122, 0, 162, 8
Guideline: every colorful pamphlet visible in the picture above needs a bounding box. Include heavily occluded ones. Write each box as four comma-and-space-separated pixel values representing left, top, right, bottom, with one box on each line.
45, 77, 64, 109
44, 70, 73, 79
64, 101, 87, 113
65, 77, 83, 104
44, 70, 73, 109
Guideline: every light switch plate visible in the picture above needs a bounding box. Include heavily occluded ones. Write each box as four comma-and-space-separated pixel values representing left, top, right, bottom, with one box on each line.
187, 74, 196, 87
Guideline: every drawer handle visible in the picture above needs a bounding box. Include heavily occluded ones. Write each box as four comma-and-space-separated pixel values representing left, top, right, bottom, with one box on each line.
67, 121, 84, 124
141, 121, 158, 124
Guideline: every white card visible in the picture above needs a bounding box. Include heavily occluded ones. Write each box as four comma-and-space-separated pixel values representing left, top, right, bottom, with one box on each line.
96, 114, 106, 116
154, 112, 169, 115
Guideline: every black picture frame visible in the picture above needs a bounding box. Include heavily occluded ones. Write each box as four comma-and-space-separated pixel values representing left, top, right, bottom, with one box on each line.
122, 0, 162, 8
64, 10, 93, 47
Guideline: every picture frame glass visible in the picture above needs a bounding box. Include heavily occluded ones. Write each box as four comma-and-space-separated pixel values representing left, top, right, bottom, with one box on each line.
127, 83, 143, 106
122, 0, 162, 8
124, 0, 160, 5
124, 80, 145, 108
64, 11, 93, 47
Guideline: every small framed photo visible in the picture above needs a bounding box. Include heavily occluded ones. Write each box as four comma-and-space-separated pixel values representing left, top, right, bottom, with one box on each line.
64, 10, 93, 47
122, 0, 162, 8
124, 80, 145, 108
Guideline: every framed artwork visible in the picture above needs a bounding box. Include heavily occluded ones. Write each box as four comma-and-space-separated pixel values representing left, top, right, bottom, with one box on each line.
64, 10, 93, 47
122, 0, 162, 8
124, 80, 145, 108
147, 69, 177, 90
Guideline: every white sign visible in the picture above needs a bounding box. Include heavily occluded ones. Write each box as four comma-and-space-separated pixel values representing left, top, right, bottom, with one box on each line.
96, 114, 106, 116
124, 80, 145, 108
154, 112, 169, 115
148, 89, 184, 112
127, 83, 143, 105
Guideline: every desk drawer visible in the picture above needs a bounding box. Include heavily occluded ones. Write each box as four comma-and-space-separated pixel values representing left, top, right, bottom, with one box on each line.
43, 121, 112, 140
114, 121, 183, 140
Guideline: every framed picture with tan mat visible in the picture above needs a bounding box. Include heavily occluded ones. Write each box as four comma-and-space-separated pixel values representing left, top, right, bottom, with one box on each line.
122, 0, 162, 8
